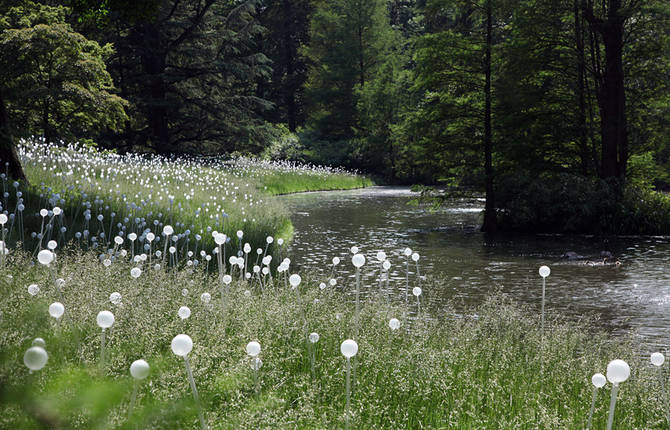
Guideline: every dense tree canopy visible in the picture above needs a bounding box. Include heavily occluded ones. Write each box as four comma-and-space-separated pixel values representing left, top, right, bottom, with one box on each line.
0, 0, 668, 232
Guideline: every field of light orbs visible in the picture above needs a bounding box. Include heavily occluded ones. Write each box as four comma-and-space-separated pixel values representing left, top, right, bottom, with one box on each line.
2, 138, 670, 429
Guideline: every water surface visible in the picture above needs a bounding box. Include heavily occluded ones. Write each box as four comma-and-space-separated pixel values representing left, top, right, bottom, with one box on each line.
282, 186, 670, 352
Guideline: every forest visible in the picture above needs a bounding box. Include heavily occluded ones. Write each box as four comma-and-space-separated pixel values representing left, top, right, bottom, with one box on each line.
0, 0, 669, 233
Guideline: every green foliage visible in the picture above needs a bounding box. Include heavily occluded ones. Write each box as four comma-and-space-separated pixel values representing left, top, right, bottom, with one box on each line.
1, 251, 666, 428
259, 124, 306, 162
303, 0, 391, 141
496, 172, 670, 235
0, 1, 128, 143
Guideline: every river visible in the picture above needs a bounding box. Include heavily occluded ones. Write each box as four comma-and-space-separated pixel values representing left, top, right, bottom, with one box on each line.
282, 186, 670, 352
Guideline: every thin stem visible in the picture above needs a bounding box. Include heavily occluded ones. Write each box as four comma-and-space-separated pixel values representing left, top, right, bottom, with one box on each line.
345, 357, 351, 430
541, 277, 546, 335
128, 380, 139, 419
254, 368, 260, 397
405, 257, 409, 302
606, 383, 619, 430
355, 268, 360, 337
184, 356, 207, 430
100, 329, 106, 368
586, 387, 598, 430
311, 346, 315, 379
658, 367, 670, 428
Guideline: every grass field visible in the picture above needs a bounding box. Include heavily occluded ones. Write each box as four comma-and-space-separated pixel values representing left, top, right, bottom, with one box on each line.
1, 140, 667, 429
9, 139, 372, 257
0, 249, 666, 429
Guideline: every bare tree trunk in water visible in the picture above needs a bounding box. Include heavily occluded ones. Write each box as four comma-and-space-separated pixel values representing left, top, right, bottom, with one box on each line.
481, 0, 497, 233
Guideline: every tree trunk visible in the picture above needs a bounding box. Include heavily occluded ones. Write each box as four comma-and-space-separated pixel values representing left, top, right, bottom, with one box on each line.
574, 0, 589, 176
583, 0, 628, 180
0, 88, 28, 182
481, 0, 497, 233
140, 25, 170, 155
282, 0, 298, 132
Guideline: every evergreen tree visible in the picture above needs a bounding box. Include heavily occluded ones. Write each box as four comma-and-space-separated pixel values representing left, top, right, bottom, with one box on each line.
302, 0, 390, 141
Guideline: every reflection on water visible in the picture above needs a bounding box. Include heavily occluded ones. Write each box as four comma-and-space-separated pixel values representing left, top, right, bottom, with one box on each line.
282, 186, 670, 352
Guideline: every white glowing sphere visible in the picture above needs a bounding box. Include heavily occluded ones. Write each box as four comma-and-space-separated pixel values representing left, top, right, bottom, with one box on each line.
340, 339, 358, 358
32, 337, 46, 347
48, 302, 64, 319
382, 260, 391, 271
169, 246, 176, 254
109, 292, 122, 305
389, 318, 400, 330
24, 346, 48, 371
289, 274, 301, 288
163, 225, 174, 236
376, 251, 386, 262
130, 267, 142, 278
53, 207, 62, 216
0, 214, 7, 225
539, 265, 551, 278
412, 287, 422, 297
352, 254, 365, 268
222, 274, 232, 285
319, 282, 326, 290
37, 249, 54, 265
228, 256, 237, 265
128, 233, 137, 241
214, 234, 225, 245
178, 306, 191, 320
171, 334, 193, 357
114, 236, 123, 245
329, 278, 337, 286
592, 373, 607, 388
201, 292, 211, 303
403, 247, 412, 257
130, 359, 150, 380
39, 209, 48, 217
606, 359, 630, 384
246, 341, 261, 357
309, 332, 320, 343
651, 352, 665, 367
146, 232, 155, 242
96, 310, 115, 328
236, 230, 243, 239
350, 246, 358, 254
277, 238, 284, 246
244, 243, 251, 253
103, 259, 111, 267
266, 236, 274, 244
28, 284, 40, 296
411, 252, 419, 262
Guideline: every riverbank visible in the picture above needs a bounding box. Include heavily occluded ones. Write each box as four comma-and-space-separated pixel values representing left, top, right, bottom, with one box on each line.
14, 140, 372, 253
0, 250, 664, 429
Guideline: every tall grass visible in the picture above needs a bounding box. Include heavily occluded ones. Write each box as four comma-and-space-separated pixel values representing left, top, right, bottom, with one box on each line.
13, 140, 371, 255
0, 250, 665, 429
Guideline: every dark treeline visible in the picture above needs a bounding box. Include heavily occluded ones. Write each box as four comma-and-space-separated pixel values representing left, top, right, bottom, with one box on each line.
0, 0, 669, 233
